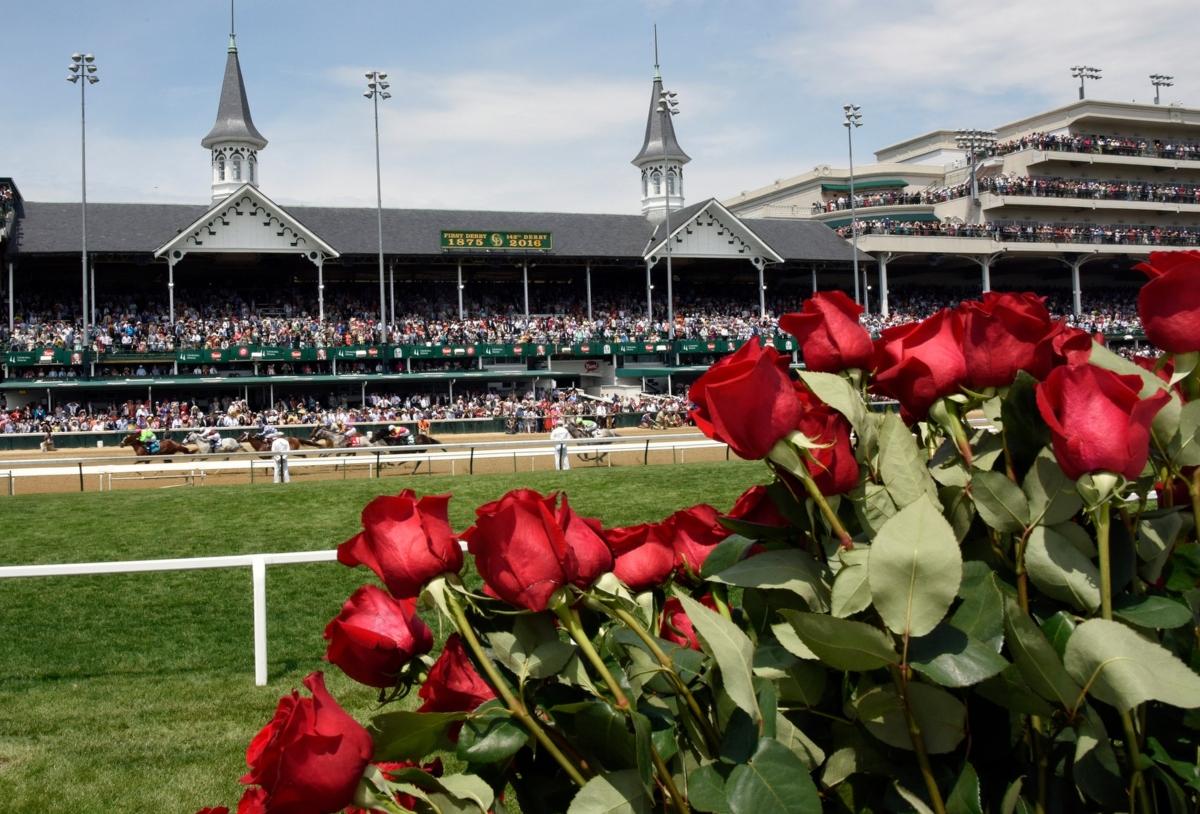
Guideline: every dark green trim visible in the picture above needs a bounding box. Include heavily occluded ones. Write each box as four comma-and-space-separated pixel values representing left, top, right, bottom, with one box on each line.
820, 178, 910, 192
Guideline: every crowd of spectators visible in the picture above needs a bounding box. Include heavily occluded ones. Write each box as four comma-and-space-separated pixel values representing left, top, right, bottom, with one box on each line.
2, 388, 693, 436
991, 132, 1200, 162
840, 219, 1200, 246
0, 182, 14, 218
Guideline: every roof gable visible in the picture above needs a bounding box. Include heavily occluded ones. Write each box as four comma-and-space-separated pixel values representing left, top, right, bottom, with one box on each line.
644, 199, 785, 266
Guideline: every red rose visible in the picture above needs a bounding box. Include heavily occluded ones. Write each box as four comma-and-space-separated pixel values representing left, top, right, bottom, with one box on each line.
871, 308, 968, 422
959, 292, 1060, 388
793, 385, 859, 496
659, 595, 718, 650
1135, 251, 1200, 352
689, 337, 802, 460
606, 523, 676, 591
236, 789, 266, 814
724, 484, 789, 528
324, 585, 434, 689
1049, 324, 1094, 367
346, 759, 444, 814
780, 290, 874, 373
1132, 354, 1173, 383
1035, 364, 1171, 480
417, 634, 496, 714
338, 490, 462, 598
463, 489, 609, 610
241, 672, 374, 813
667, 504, 731, 577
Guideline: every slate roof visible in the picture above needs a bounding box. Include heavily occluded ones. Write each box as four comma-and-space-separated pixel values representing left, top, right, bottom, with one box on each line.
631, 74, 690, 166
9, 200, 861, 263
200, 41, 267, 150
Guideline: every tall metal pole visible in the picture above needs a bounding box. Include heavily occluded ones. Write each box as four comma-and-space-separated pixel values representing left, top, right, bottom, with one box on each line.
79, 71, 90, 354
844, 105, 862, 306
663, 189, 674, 339
373, 88, 385, 336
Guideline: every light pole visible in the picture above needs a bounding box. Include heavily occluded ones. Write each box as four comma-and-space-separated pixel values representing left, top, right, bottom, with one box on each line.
1070, 65, 1102, 100
843, 104, 863, 307
657, 87, 679, 339
954, 129, 998, 204
67, 52, 97, 356
364, 71, 391, 339
1150, 74, 1174, 105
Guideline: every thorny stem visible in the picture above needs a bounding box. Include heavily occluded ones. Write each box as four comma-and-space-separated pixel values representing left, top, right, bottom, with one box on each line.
1093, 500, 1114, 621
1120, 710, 1153, 814
586, 597, 721, 756
889, 664, 947, 814
773, 459, 854, 550
554, 603, 629, 709
444, 590, 589, 787
651, 743, 689, 814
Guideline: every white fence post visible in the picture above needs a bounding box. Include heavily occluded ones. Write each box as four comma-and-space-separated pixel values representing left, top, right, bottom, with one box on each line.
252, 555, 268, 686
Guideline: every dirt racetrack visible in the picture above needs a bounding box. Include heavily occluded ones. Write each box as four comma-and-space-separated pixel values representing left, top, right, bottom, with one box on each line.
0, 428, 733, 495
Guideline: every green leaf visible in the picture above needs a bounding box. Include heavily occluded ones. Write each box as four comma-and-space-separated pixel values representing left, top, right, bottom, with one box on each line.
566, 769, 651, 814
781, 611, 899, 671
436, 774, 496, 813
909, 623, 1009, 688
1063, 618, 1200, 712
701, 535, 759, 578
710, 549, 830, 612
774, 713, 825, 769
971, 468, 1030, 533
769, 620, 817, 660
830, 547, 872, 618
369, 710, 465, 761
776, 663, 827, 707
1023, 452, 1083, 526
999, 371, 1047, 477
854, 481, 899, 535
1113, 596, 1194, 629
688, 763, 732, 814
675, 590, 760, 722
1176, 399, 1200, 466
725, 738, 822, 814
1000, 776, 1034, 814
1002, 598, 1082, 710
945, 762, 983, 814
490, 613, 576, 684
868, 496, 963, 637
564, 701, 641, 773
457, 702, 529, 764
950, 563, 1004, 651
976, 665, 1057, 718
1146, 736, 1200, 793
1073, 705, 1127, 808
799, 370, 866, 430
878, 413, 938, 508
855, 683, 966, 754
1039, 611, 1075, 659
1024, 526, 1101, 613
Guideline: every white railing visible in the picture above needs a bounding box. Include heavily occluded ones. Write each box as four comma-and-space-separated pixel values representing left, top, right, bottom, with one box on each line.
0, 433, 728, 493
0, 548, 346, 685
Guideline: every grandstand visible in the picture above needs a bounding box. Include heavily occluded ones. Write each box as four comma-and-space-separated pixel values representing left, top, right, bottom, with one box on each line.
725, 99, 1200, 315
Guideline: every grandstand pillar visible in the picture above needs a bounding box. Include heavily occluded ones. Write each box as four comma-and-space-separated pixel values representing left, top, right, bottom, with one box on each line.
167, 256, 176, 323
388, 261, 395, 330
457, 262, 464, 319
876, 253, 890, 318
90, 258, 96, 326
757, 260, 766, 319
7, 261, 13, 333
645, 260, 653, 321
811, 264, 817, 294
1070, 257, 1083, 317
981, 256, 992, 292
316, 255, 325, 322
586, 264, 592, 321
522, 260, 529, 318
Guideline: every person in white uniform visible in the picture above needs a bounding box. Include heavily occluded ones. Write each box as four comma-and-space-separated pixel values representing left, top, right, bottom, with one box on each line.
549, 420, 572, 471
270, 435, 291, 483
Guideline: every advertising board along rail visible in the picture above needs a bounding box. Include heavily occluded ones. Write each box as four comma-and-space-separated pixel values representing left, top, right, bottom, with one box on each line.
0, 433, 729, 493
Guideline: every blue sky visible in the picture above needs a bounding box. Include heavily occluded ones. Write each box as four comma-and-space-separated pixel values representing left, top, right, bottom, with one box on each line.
2, 0, 1193, 212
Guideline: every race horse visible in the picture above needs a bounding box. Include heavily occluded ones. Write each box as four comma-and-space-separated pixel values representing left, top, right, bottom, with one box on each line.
183, 431, 243, 455
238, 432, 316, 452
362, 430, 446, 474
119, 433, 194, 459
566, 420, 617, 463
308, 427, 366, 449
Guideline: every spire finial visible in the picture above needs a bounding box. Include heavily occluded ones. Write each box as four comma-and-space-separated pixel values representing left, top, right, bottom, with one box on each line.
653, 24, 661, 80
228, 0, 237, 52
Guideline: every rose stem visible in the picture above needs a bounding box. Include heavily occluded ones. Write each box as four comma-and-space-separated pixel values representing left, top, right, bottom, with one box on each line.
585, 597, 720, 756
889, 663, 947, 814
444, 590, 589, 787
554, 604, 629, 709
651, 744, 689, 814
770, 460, 854, 550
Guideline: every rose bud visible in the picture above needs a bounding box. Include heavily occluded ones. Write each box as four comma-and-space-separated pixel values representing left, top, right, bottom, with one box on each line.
241, 672, 373, 814
338, 490, 461, 598
659, 595, 718, 650
959, 292, 1059, 388
417, 634, 496, 714
792, 384, 859, 496
724, 484, 789, 528
689, 337, 802, 460
780, 290, 874, 373
870, 308, 968, 422
324, 585, 434, 689
463, 489, 607, 611
605, 522, 676, 591
667, 504, 731, 577
1135, 251, 1200, 353
1035, 363, 1171, 480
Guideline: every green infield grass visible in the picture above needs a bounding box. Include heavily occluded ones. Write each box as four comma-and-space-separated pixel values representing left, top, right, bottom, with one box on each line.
0, 460, 763, 813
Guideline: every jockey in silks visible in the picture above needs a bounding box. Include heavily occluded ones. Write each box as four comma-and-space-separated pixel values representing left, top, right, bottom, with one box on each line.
258, 416, 281, 445
199, 425, 222, 453
138, 426, 159, 453
387, 424, 411, 445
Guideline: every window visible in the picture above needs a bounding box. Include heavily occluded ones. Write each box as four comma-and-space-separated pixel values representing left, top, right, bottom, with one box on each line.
217, 158, 225, 181
642, 172, 648, 197
667, 170, 677, 195
248, 158, 256, 183
651, 170, 662, 195
232, 155, 242, 181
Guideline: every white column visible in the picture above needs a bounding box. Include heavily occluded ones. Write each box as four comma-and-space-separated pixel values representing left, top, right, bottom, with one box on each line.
1071, 257, 1083, 317
981, 256, 992, 293
877, 253, 890, 318
7, 261, 13, 334
388, 261, 395, 331
167, 256, 176, 324
457, 261, 464, 320
522, 260, 529, 318
585, 264, 592, 321
811, 264, 817, 294
645, 260, 653, 321
757, 262, 766, 319
251, 556, 268, 686
316, 256, 325, 323
90, 258, 96, 326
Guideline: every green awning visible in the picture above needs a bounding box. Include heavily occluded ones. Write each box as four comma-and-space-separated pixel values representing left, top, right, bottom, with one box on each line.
820, 178, 910, 192
0, 370, 552, 391
822, 212, 941, 229
616, 366, 711, 379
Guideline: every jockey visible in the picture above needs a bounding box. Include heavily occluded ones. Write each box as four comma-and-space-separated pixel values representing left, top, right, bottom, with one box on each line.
138, 426, 159, 453
388, 424, 410, 442
199, 425, 222, 453
258, 416, 280, 442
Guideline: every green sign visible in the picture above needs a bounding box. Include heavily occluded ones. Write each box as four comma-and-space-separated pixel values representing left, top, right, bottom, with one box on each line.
440, 230, 553, 251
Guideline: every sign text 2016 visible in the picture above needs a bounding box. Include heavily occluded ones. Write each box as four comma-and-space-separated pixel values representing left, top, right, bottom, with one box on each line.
440, 230, 553, 250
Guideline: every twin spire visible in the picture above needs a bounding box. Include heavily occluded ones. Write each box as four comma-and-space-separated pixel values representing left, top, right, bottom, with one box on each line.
631, 27, 689, 223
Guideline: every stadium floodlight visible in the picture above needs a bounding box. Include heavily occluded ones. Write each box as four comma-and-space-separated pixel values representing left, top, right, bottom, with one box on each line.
1070, 65, 1102, 99
1150, 74, 1174, 105
365, 70, 391, 334
655, 87, 681, 339
954, 129, 998, 204
66, 51, 98, 360
843, 104, 865, 309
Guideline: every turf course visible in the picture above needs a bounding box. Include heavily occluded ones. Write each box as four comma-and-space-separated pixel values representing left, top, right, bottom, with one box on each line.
0, 460, 764, 812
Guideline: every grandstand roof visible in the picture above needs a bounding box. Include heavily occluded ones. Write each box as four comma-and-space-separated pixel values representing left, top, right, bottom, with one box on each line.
8, 201, 861, 263
200, 38, 267, 150
632, 71, 690, 166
